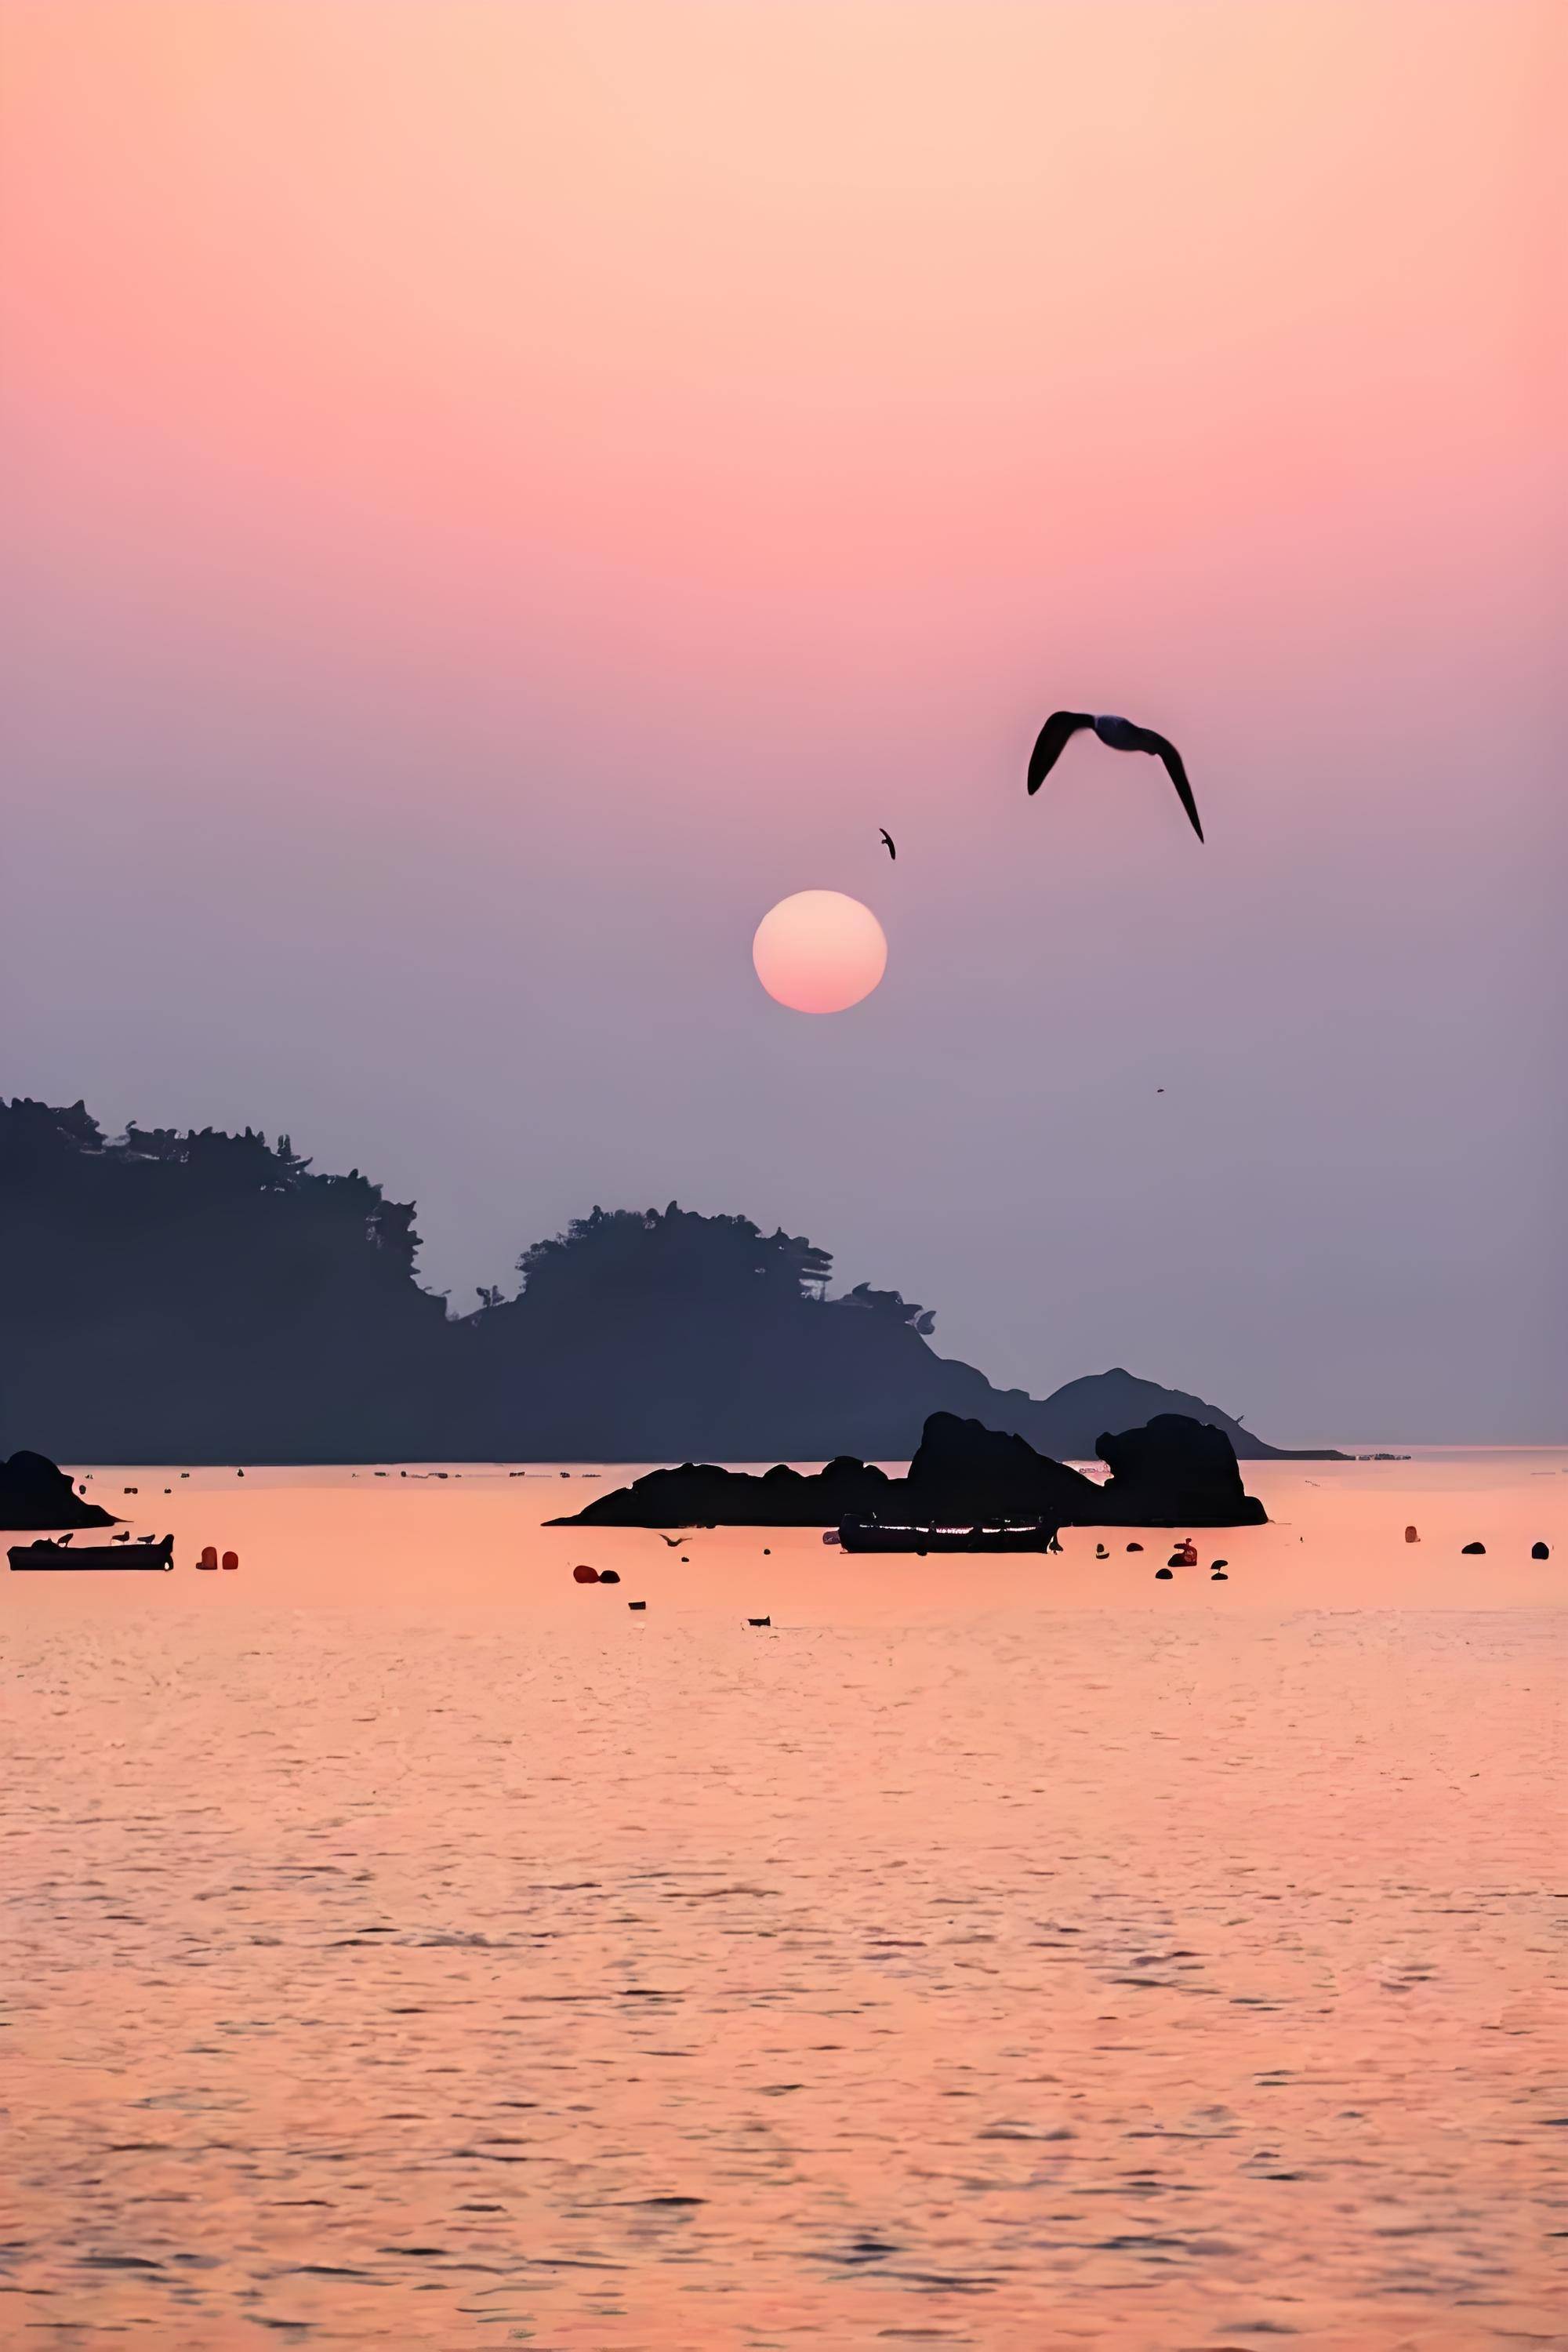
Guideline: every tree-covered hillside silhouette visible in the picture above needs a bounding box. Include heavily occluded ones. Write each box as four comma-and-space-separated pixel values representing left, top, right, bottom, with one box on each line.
2, 1101, 1327, 1463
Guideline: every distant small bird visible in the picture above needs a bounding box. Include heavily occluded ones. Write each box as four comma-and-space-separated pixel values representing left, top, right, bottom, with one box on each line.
656, 1533, 684, 1548
1156, 1087, 1164, 1094
137, 1532, 159, 1544
879, 828, 896, 861
58, 1532, 73, 1546
1027, 711, 1203, 841
111, 1530, 131, 1544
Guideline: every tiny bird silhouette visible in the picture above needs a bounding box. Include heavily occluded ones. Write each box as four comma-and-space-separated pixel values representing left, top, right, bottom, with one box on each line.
656, 1532, 685, 1548
1027, 711, 1203, 841
879, 828, 896, 860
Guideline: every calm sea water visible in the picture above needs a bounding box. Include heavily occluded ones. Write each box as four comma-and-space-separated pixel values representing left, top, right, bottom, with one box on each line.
3, 1455, 1563, 2347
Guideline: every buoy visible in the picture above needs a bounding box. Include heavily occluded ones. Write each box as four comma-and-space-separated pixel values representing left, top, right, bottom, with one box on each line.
597, 1568, 622, 1585
198, 1545, 219, 1571
221, 1550, 238, 1572
1094, 1543, 1109, 1559
1211, 1570, 1228, 1581
762, 1547, 771, 1555
1127, 1542, 1143, 1552
628, 1599, 647, 1611
681, 1555, 689, 1562
1531, 1541, 1550, 1560
124, 1486, 138, 1494
572, 1564, 599, 1584
1156, 1566, 1174, 1580
1404, 1525, 1419, 1543
1461, 1541, 1486, 1555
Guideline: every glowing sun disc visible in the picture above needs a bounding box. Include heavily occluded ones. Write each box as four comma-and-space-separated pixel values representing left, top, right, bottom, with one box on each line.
752, 890, 887, 1014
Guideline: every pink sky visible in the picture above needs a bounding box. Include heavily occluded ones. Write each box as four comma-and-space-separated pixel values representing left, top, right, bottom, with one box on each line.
3, 2, 1563, 1438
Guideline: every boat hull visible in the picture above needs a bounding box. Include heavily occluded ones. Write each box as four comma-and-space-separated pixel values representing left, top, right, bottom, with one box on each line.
833, 1519, 1058, 1554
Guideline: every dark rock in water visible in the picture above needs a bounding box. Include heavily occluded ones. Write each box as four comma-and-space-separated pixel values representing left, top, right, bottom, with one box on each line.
1531, 1541, 1550, 1560
0, 1450, 117, 1530
628, 1599, 646, 1610
555, 1410, 1265, 1530
597, 1568, 622, 1584
1126, 1541, 1143, 1552
1461, 1541, 1486, 1555
1155, 1566, 1174, 1580
748, 1615, 771, 1628
1095, 1416, 1267, 1528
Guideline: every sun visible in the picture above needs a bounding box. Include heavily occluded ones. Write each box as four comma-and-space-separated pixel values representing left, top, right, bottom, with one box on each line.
752, 890, 887, 1014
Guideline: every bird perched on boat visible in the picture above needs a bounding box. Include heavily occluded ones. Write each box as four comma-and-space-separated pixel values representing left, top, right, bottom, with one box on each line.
1027, 710, 1203, 841
111, 1530, 131, 1544
879, 828, 896, 860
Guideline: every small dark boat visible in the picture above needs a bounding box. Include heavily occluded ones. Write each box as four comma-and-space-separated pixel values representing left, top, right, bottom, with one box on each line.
831, 1518, 1059, 1555
10, 1535, 174, 1572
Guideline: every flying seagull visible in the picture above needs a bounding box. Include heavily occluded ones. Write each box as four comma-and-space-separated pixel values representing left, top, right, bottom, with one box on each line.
1027, 711, 1203, 842
879, 828, 896, 860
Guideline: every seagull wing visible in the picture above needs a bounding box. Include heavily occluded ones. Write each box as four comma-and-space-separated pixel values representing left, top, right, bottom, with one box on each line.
1026, 710, 1094, 794
1136, 728, 1204, 842
880, 828, 896, 859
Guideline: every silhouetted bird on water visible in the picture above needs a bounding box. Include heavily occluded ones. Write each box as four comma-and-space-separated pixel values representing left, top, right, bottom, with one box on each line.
1027, 711, 1203, 841
879, 829, 896, 860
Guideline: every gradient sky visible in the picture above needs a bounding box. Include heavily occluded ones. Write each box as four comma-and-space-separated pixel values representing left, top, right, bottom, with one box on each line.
4, 1, 1563, 1443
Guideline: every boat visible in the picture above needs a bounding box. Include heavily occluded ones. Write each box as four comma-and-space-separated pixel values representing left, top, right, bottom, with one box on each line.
830, 1518, 1060, 1554
9, 1536, 175, 1572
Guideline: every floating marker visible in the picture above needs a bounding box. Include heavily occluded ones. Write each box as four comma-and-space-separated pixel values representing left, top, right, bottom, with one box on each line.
628, 1599, 647, 1611
1531, 1541, 1549, 1560
198, 1546, 219, 1571
1405, 1525, 1419, 1543
1156, 1566, 1174, 1581
597, 1568, 622, 1586
1461, 1541, 1486, 1555
1127, 1542, 1143, 1552
221, 1550, 238, 1572
572, 1564, 600, 1584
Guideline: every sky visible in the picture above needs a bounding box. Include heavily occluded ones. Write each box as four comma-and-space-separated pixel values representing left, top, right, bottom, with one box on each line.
3, 0, 1563, 1444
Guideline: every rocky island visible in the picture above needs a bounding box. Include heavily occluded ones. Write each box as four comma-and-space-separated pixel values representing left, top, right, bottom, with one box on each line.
553, 1409, 1269, 1530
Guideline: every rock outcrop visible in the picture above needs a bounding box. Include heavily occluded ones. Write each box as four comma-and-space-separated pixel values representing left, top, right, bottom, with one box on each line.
554, 1410, 1265, 1530
0, 1450, 117, 1530
1091, 1413, 1268, 1526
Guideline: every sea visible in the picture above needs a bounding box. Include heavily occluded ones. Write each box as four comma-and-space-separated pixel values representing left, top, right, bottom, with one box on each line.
2, 1451, 1563, 2348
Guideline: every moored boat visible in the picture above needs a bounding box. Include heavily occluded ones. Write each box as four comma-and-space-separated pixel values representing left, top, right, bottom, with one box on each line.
9, 1536, 175, 1572
830, 1518, 1060, 1554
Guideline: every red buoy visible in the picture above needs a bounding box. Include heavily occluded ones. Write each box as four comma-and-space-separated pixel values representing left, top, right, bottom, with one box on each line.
221, 1550, 238, 1571
1405, 1525, 1419, 1543
198, 1545, 219, 1571
572, 1564, 600, 1584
